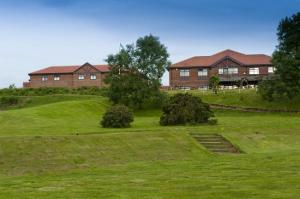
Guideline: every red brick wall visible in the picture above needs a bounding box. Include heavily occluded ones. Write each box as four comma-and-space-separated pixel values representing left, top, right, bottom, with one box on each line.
169, 58, 272, 89
27, 64, 109, 88
29, 74, 74, 88
72, 64, 102, 88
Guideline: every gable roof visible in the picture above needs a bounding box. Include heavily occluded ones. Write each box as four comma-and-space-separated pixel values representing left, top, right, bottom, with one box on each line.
170, 49, 272, 68
29, 63, 110, 75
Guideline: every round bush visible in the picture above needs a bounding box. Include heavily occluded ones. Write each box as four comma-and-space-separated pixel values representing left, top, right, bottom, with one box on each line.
160, 93, 215, 126
101, 105, 134, 128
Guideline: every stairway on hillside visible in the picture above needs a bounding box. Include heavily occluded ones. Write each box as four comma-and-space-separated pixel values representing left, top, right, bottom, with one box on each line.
190, 133, 241, 154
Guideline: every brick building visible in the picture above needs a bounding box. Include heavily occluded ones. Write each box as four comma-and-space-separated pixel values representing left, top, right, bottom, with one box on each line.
169, 49, 275, 89
24, 63, 110, 88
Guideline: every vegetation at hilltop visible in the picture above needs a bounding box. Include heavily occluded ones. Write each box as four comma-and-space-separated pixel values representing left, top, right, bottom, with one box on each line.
0, 86, 107, 96
259, 12, 300, 100
105, 34, 171, 109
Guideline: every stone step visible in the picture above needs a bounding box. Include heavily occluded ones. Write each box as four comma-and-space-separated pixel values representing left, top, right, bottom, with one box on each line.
190, 133, 240, 154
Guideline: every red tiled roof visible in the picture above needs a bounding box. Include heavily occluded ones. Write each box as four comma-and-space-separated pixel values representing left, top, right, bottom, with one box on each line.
170, 49, 272, 68
29, 63, 110, 75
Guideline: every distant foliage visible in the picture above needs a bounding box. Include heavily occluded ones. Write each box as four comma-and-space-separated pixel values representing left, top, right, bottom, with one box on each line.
259, 12, 300, 100
209, 76, 220, 94
0, 87, 108, 96
105, 34, 171, 109
0, 96, 20, 108
101, 105, 134, 128
160, 93, 215, 126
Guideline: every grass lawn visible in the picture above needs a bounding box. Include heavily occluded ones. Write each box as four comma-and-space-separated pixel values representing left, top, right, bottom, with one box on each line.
169, 89, 300, 110
0, 93, 299, 198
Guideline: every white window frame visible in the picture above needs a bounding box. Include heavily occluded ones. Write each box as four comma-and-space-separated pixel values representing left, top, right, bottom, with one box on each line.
228, 68, 238, 74
219, 68, 238, 75
180, 69, 190, 77
54, 75, 60, 81
42, 75, 48, 81
268, 67, 275, 73
90, 74, 97, 80
78, 74, 85, 80
198, 85, 208, 90
218, 68, 224, 74
180, 86, 191, 90
249, 67, 259, 75
198, 68, 208, 77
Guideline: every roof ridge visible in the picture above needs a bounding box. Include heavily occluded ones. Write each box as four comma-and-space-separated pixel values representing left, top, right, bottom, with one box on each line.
211, 49, 246, 56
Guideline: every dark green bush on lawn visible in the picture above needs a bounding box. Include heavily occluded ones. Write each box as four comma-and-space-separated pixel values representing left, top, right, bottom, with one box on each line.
160, 93, 215, 126
101, 105, 134, 128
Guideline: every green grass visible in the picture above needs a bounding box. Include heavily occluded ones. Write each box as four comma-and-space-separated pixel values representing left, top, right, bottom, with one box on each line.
0, 94, 300, 198
169, 89, 300, 110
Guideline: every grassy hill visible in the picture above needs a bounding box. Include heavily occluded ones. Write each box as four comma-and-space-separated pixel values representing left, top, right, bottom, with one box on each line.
0, 93, 299, 198
169, 89, 300, 110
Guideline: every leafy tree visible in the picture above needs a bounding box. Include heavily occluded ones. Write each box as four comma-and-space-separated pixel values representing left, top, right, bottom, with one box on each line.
209, 76, 220, 94
105, 35, 171, 109
160, 93, 215, 126
8, 84, 16, 89
101, 105, 134, 128
259, 12, 300, 100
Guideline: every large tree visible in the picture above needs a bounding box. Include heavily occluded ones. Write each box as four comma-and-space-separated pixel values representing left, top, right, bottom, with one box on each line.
259, 12, 300, 100
105, 35, 171, 109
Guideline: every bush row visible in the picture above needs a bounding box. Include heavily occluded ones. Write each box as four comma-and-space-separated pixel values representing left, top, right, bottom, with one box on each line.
0, 96, 20, 109
0, 87, 108, 96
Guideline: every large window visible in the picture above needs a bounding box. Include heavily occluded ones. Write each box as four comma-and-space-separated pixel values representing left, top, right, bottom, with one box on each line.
42, 75, 48, 81
54, 75, 60, 81
78, 74, 85, 80
180, 69, 190, 77
198, 69, 208, 77
268, 67, 275, 73
218, 68, 238, 75
249, 67, 259, 75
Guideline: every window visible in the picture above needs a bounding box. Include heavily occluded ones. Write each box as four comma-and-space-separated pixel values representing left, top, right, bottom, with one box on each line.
54, 75, 60, 81
228, 68, 238, 74
78, 75, 85, 80
180, 86, 191, 90
198, 85, 208, 90
180, 69, 189, 77
90, 74, 97, 80
198, 69, 208, 77
42, 75, 48, 81
249, 67, 259, 75
218, 68, 224, 74
219, 68, 238, 74
268, 67, 275, 73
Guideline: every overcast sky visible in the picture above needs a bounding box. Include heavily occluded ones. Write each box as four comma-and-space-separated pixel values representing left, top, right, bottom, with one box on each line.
0, 0, 300, 88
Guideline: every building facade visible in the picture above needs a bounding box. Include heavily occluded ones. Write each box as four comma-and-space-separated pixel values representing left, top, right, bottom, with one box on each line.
169, 49, 275, 89
24, 63, 110, 88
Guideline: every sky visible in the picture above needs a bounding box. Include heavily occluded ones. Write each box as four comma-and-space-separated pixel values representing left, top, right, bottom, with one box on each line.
0, 0, 299, 88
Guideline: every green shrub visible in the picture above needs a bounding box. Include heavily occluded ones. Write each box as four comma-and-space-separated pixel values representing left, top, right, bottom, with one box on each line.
0, 87, 107, 96
0, 96, 20, 108
101, 105, 134, 128
160, 93, 215, 126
